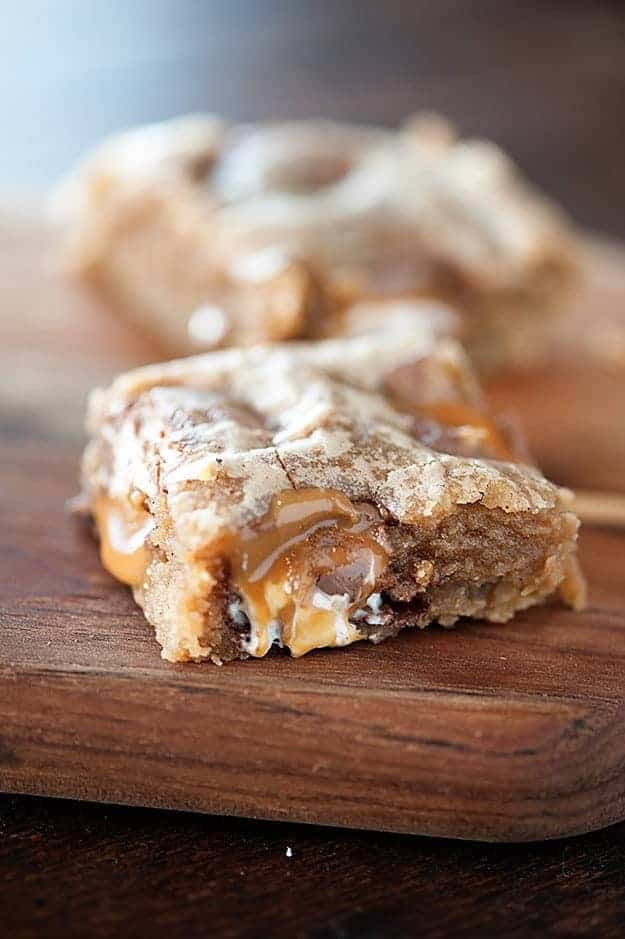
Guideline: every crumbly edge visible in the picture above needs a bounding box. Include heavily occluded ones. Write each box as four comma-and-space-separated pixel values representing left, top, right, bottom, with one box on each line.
117, 494, 582, 664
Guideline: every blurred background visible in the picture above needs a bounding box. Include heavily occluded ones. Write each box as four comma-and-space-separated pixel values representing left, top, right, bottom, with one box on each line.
2, 0, 625, 235
2, 0, 625, 457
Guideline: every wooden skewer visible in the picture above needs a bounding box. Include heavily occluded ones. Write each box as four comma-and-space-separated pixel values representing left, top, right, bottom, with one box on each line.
574, 489, 625, 528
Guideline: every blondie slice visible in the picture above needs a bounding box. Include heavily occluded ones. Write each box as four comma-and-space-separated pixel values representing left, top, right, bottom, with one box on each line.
81, 328, 584, 663
55, 114, 580, 369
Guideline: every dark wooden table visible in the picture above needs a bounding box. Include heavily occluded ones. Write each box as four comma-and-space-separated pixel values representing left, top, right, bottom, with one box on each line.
3, 794, 625, 939
2, 3, 625, 936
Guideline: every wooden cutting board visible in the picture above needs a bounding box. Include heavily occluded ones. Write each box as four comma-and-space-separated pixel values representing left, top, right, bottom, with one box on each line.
1, 213, 625, 842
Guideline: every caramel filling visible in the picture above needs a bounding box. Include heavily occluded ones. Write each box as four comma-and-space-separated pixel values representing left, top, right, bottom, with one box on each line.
386, 381, 513, 460
93, 496, 154, 588
418, 401, 513, 460
227, 488, 390, 658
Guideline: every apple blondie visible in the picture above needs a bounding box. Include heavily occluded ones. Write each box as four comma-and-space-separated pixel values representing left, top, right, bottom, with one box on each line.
81, 327, 584, 663
55, 114, 580, 369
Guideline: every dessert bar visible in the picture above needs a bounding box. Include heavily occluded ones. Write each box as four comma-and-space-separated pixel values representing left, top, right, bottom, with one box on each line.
81, 328, 584, 663
56, 114, 580, 369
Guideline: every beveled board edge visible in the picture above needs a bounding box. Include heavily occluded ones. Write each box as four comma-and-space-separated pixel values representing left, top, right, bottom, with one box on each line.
2, 661, 624, 843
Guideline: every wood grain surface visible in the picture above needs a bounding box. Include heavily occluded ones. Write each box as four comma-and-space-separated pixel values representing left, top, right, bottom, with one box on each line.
1, 215, 625, 846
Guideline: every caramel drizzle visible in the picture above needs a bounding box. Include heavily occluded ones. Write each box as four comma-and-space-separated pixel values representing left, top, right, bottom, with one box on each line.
93, 496, 154, 588
92, 488, 389, 659
418, 401, 513, 460
386, 388, 514, 461
227, 488, 389, 657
